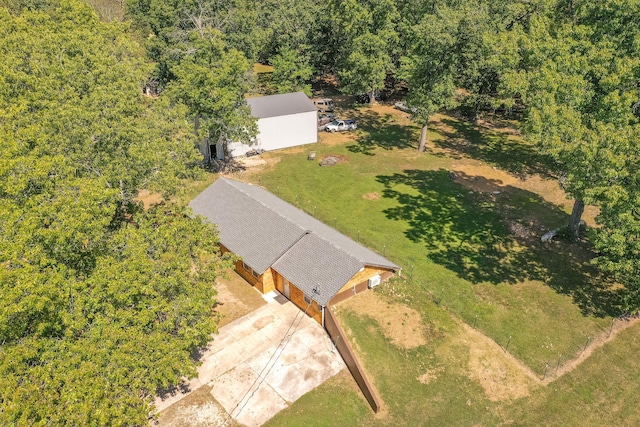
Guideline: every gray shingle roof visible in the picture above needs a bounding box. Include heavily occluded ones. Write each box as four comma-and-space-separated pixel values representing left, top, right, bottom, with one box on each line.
189, 179, 307, 274
246, 92, 316, 119
189, 178, 399, 306
272, 234, 364, 306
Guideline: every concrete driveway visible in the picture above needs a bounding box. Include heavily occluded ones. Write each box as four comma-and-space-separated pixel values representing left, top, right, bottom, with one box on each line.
155, 291, 345, 426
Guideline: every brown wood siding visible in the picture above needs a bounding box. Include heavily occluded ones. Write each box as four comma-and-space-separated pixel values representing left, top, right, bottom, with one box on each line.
289, 283, 322, 324
308, 300, 322, 324
330, 269, 395, 305
335, 267, 393, 295
234, 259, 264, 291
274, 270, 283, 293
289, 285, 305, 310
262, 268, 276, 293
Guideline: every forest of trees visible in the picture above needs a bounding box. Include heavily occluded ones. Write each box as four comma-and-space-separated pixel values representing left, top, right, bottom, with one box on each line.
0, 0, 638, 423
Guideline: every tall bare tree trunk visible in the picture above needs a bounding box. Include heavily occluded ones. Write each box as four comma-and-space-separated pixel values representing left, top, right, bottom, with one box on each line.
418, 123, 428, 152
568, 199, 585, 240
369, 89, 375, 106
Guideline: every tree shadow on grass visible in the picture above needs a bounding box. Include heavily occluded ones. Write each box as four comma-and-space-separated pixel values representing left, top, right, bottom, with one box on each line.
346, 110, 420, 155
432, 116, 555, 179
377, 168, 622, 317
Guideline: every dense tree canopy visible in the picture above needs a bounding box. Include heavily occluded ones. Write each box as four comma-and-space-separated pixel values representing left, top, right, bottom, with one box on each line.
328, 0, 400, 102
2, 0, 640, 422
164, 28, 256, 162
0, 0, 232, 423
270, 46, 313, 96
493, 1, 640, 307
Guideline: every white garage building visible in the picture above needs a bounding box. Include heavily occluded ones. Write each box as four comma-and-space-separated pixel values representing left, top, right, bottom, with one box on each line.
220, 92, 318, 159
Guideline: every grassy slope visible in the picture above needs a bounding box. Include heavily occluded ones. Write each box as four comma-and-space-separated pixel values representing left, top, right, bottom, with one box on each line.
253, 107, 631, 425
252, 110, 612, 372
506, 320, 640, 425
268, 298, 640, 426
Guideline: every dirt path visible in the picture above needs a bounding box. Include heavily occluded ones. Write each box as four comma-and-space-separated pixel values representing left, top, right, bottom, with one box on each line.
459, 321, 540, 401
338, 288, 640, 404
546, 315, 640, 382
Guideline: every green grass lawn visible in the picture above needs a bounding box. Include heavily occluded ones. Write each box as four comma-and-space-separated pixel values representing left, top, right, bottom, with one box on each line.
231, 107, 630, 425
250, 110, 616, 372
267, 287, 640, 426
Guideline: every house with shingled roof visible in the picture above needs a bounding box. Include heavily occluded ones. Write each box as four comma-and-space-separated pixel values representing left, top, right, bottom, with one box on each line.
189, 178, 399, 325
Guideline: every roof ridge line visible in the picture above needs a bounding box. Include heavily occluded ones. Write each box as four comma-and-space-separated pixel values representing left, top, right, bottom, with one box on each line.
222, 177, 308, 233
223, 179, 365, 262
221, 178, 397, 270
270, 230, 311, 271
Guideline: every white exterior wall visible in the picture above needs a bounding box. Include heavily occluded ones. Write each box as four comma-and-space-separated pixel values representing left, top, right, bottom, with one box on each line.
225, 110, 317, 158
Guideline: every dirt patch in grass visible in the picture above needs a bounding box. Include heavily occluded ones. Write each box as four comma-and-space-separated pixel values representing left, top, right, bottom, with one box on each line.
319, 130, 359, 147
237, 156, 268, 169
338, 290, 427, 350
135, 189, 164, 209
428, 114, 599, 227
417, 366, 445, 385
155, 386, 230, 427
360, 103, 416, 127
450, 316, 640, 400
449, 161, 598, 227
457, 322, 540, 402
215, 269, 266, 328
319, 153, 348, 166
363, 192, 381, 200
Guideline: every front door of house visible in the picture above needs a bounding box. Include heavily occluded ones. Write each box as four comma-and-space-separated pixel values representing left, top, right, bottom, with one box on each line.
282, 279, 290, 299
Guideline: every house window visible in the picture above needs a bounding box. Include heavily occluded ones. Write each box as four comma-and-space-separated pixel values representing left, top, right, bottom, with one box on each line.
304, 295, 311, 304
252, 270, 259, 279
242, 262, 250, 271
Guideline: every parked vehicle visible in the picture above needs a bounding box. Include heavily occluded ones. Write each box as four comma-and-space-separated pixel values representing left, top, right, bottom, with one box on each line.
394, 101, 416, 113
317, 113, 335, 131
318, 113, 334, 125
325, 119, 357, 132
354, 90, 386, 104
312, 98, 334, 112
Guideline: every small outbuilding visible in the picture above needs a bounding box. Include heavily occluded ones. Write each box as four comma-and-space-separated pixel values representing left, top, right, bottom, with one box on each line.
189, 178, 399, 325
219, 92, 318, 159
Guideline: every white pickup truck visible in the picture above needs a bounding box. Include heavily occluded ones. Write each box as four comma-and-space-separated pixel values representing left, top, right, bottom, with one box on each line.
325, 119, 357, 132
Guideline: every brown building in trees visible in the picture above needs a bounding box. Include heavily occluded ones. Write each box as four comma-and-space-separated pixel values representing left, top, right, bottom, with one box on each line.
189, 178, 398, 325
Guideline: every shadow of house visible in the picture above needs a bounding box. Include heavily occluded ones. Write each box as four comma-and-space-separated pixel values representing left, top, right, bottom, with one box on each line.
376, 169, 621, 317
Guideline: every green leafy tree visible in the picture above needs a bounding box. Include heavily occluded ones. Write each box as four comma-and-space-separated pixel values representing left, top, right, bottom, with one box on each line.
257, 0, 321, 62
339, 31, 393, 104
497, 12, 639, 238
492, 1, 640, 309
328, 0, 400, 102
270, 46, 313, 96
165, 28, 256, 162
401, 9, 459, 152
0, 1, 232, 422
